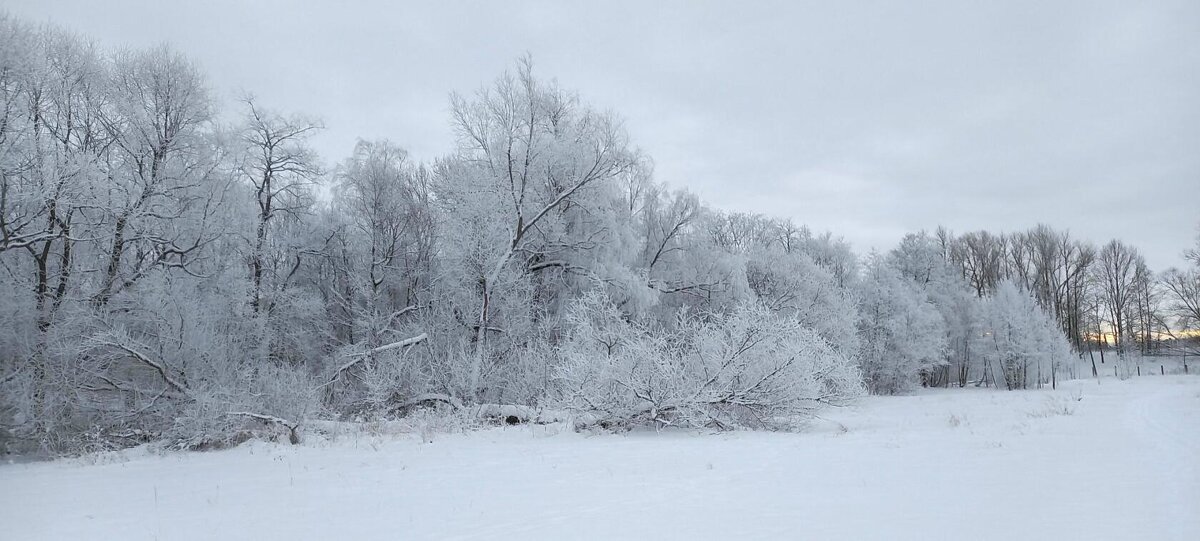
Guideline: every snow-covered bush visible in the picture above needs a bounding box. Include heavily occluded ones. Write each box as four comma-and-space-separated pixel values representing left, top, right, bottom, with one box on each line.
553, 292, 863, 429
76, 320, 323, 451
1028, 392, 1080, 418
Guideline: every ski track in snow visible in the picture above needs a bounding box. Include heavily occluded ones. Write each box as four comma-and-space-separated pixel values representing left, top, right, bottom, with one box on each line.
1119, 378, 1200, 541
1, 376, 1197, 540
1124, 380, 1200, 454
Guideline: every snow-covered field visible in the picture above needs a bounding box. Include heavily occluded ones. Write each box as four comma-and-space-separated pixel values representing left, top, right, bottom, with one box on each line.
3, 376, 1197, 541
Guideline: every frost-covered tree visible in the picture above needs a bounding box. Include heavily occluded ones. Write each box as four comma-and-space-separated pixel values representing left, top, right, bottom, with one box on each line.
438, 57, 637, 401
0, 23, 317, 452
320, 140, 434, 407
855, 254, 947, 394
891, 232, 982, 387
90, 46, 222, 307
746, 247, 860, 358
237, 100, 322, 306
939, 225, 1097, 355
235, 99, 324, 364
792, 227, 859, 289
980, 281, 1073, 389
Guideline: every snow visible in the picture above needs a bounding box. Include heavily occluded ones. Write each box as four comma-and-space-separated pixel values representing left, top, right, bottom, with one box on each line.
3, 376, 1197, 540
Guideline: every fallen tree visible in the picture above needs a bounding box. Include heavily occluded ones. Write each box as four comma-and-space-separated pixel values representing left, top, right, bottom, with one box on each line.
226, 411, 301, 444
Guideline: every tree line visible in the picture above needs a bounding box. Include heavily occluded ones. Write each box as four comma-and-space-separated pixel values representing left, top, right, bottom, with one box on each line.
1, 16, 1197, 453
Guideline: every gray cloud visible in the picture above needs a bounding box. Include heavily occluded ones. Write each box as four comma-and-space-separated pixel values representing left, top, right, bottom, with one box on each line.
9, 0, 1198, 269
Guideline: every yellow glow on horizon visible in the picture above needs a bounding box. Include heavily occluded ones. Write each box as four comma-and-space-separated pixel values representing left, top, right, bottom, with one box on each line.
1083, 329, 1200, 343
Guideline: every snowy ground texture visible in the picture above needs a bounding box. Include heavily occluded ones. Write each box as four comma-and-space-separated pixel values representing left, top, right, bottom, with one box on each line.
3, 375, 1198, 540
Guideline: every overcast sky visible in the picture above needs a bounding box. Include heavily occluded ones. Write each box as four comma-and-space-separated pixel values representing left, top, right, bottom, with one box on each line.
8, 0, 1199, 270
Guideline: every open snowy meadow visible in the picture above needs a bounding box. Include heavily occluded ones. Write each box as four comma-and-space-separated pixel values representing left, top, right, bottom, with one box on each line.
3, 374, 1196, 541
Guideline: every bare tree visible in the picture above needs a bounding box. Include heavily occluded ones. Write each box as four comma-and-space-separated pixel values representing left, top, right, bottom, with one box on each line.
1160, 226, 1200, 356
1096, 239, 1144, 355
951, 230, 1007, 297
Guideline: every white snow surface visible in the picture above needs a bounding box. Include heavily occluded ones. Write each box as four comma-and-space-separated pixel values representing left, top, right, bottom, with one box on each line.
3, 376, 1198, 540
